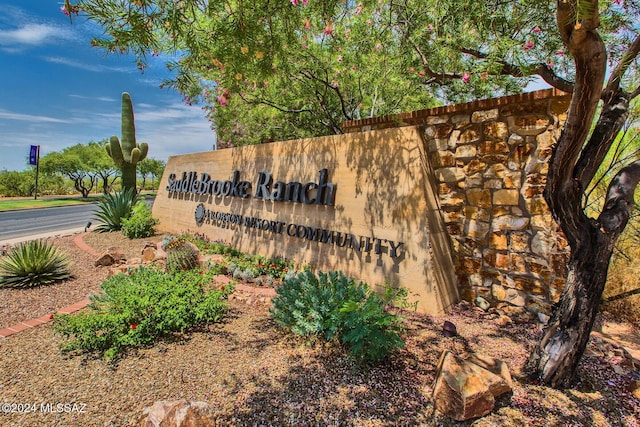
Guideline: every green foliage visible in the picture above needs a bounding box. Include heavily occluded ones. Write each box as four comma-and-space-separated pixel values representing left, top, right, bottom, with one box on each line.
39, 141, 116, 197
105, 92, 149, 192
54, 266, 233, 360
121, 201, 158, 239
93, 188, 138, 232
0, 240, 72, 288
0, 170, 36, 197
270, 270, 406, 363
180, 233, 294, 282
181, 233, 243, 257
137, 158, 165, 190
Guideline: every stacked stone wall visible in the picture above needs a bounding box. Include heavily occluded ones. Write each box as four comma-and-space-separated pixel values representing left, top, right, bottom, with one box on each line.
343, 89, 572, 316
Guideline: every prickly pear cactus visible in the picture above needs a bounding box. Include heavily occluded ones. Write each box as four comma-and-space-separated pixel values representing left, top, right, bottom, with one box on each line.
106, 92, 149, 192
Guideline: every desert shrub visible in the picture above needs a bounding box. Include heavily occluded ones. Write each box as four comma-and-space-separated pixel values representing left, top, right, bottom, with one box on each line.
93, 188, 138, 232
270, 270, 407, 363
0, 240, 72, 288
54, 266, 233, 360
181, 233, 242, 257
121, 201, 158, 239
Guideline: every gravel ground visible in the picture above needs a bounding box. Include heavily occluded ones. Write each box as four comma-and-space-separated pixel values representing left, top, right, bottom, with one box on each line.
0, 231, 639, 426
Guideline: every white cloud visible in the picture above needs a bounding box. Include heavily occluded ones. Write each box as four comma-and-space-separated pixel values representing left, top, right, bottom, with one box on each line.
69, 94, 118, 103
0, 23, 72, 46
42, 56, 131, 73
0, 109, 69, 123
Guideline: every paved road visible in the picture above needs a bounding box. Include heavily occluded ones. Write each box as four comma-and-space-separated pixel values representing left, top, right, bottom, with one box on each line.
0, 204, 98, 244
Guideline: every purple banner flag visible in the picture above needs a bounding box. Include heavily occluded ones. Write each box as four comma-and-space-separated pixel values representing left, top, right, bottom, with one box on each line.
29, 145, 39, 165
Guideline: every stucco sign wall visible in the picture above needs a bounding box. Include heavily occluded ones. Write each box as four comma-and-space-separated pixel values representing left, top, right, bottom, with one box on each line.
152, 126, 459, 315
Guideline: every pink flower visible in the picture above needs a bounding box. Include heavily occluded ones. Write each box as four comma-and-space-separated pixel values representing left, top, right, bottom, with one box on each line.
337, 55, 343, 62
291, 0, 299, 4
613, 0, 623, 4
331, 81, 339, 88
556, 49, 565, 55
524, 40, 534, 51
61, 5, 70, 16
418, 71, 425, 77
375, 43, 382, 51
533, 26, 541, 34
355, 2, 363, 14
366, 19, 372, 25
408, 67, 415, 73
461, 72, 470, 84
302, 0, 308, 4
324, 22, 333, 35
217, 95, 227, 106
303, 19, 311, 30
427, 24, 434, 31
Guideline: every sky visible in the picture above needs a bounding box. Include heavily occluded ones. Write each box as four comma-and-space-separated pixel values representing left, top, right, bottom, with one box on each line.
0, 2, 216, 172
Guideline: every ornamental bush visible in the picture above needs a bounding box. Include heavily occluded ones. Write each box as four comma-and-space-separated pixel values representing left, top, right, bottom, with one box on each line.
54, 266, 233, 360
270, 270, 407, 363
121, 201, 158, 239
0, 240, 72, 288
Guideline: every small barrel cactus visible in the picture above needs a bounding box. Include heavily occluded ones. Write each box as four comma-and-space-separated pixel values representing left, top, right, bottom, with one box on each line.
163, 236, 200, 272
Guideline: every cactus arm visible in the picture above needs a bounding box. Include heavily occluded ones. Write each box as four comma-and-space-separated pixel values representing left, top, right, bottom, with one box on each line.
138, 142, 149, 161
120, 92, 136, 162
106, 136, 124, 166
131, 147, 141, 165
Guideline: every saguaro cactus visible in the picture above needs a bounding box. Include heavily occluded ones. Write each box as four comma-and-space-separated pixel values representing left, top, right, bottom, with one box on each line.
106, 92, 149, 192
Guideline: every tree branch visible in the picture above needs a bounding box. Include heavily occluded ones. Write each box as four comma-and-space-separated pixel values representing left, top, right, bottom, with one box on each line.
604, 32, 640, 95
545, 0, 607, 246
459, 47, 574, 93
575, 92, 630, 191
598, 160, 640, 237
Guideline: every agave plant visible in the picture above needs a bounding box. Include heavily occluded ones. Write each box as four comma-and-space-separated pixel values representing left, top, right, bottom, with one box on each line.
0, 240, 72, 288
93, 188, 138, 232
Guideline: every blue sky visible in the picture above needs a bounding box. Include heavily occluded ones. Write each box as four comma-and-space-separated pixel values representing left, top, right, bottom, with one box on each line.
0, 2, 216, 172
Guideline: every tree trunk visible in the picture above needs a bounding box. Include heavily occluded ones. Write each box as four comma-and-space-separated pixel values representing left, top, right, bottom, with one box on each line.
526, 227, 613, 388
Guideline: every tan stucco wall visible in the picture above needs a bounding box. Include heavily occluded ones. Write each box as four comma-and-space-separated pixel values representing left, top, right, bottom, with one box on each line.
153, 126, 459, 315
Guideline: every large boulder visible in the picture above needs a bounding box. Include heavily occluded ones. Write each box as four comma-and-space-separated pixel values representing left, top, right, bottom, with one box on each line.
432, 350, 513, 421
137, 400, 219, 427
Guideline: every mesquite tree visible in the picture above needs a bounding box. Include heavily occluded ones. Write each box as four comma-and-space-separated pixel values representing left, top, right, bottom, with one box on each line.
65, 0, 640, 388
524, 1, 640, 387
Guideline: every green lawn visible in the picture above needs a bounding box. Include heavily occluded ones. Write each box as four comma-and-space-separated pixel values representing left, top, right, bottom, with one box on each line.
0, 196, 100, 212
0, 192, 156, 212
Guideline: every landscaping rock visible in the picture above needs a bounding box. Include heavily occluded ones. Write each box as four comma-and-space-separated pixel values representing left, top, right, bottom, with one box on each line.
94, 247, 126, 267
141, 246, 160, 262
432, 350, 512, 421
137, 400, 219, 427
474, 296, 491, 311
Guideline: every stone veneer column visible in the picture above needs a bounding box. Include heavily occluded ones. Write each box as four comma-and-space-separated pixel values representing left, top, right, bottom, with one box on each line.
343, 89, 572, 316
